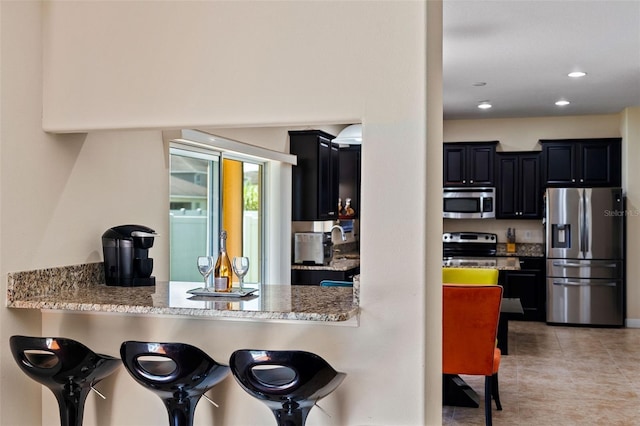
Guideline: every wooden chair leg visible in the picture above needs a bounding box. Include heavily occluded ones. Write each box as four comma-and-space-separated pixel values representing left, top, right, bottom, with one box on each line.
492, 372, 502, 410
484, 376, 493, 426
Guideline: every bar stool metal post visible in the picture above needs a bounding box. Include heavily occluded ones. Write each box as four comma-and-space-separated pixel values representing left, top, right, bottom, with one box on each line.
119, 341, 230, 426
230, 349, 346, 426
9, 335, 121, 426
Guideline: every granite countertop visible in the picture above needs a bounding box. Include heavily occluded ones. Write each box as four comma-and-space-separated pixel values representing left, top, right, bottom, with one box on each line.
6, 263, 360, 323
496, 243, 544, 257
291, 257, 360, 271
443, 257, 521, 270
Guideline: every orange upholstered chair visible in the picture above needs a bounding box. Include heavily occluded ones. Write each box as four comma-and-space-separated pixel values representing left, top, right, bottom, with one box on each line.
442, 267, 499, 285
443, 284, 503, 426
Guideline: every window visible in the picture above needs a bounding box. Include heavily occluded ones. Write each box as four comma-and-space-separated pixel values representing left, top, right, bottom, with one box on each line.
169, 129, 297, 286
169, 143, 264, 285
169, 147, 221, 283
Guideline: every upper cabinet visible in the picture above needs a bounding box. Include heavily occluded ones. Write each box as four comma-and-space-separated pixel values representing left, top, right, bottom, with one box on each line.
541, 138, 622, 187
290, 130, 339, 221
443, 141, 498, 187
496, 151, 542, 219
338, 145, 361, 219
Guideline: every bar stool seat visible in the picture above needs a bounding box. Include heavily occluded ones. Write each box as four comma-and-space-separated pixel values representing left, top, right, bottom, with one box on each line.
9, 335, 120, 426
230, 349, 346, 426
120, 341, 230, 426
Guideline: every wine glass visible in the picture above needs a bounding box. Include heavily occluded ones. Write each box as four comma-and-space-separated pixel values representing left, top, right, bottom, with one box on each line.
232, 256, 250, 290
197, 256, 215, 288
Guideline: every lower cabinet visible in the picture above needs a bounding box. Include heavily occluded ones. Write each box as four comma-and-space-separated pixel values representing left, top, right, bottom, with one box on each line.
291, 267, 360, 285
499, 258, 545, 321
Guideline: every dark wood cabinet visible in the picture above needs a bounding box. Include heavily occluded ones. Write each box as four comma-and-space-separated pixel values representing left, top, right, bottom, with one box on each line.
496, 151, 542, 219
541, 138, 621, 187
499, 258, 545, 322
291, 267, 360, 285
290, 130, 339, 221
338, 145, 361, 218
443, 141, 498, 187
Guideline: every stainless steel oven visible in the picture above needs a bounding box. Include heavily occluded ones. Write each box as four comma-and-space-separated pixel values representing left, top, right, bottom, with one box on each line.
442, 232, 498, 260
443, 187, 495, 219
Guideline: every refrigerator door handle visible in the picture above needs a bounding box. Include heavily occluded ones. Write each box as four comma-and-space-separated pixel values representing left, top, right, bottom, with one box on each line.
552, 261, 619, 268
552, 280, 617, 287
583, 189, 590, 254
578, 189, 585, 254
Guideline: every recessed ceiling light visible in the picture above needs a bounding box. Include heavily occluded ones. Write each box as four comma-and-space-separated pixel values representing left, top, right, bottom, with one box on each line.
478, 101, 492, 109
555, 99, 570, 106
568, 71, 587, 78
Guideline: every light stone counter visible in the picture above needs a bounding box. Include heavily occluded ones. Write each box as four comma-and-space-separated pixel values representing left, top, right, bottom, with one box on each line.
496, 242, 544, 258
290, 257, 359, 271
442, 257, 521, 270
6, 263, 359, 324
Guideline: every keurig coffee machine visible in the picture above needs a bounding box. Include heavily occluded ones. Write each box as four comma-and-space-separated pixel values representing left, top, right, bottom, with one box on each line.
102, 224, 157, 286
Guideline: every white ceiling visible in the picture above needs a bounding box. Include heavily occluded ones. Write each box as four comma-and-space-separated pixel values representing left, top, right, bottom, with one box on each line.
443, 0, 640, 120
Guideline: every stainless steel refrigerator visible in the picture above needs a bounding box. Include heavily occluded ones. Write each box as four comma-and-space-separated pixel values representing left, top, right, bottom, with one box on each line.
546, 187, 625, 326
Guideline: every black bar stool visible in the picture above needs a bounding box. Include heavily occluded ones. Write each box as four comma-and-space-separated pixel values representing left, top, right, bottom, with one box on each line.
9, 335, 120, 426
230, 349, 346, 426
120, 341, 230, 426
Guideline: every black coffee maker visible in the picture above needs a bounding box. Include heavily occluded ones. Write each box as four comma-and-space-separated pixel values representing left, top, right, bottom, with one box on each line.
102, 224, 157, 287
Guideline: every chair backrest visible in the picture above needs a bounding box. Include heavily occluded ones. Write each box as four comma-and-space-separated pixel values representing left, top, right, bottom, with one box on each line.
442, 285, 503, 376
442, 267, 499, 285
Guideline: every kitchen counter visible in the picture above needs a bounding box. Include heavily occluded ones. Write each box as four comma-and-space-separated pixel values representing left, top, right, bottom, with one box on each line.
291, 256, 359, 271
496, 243, 544, 257
6, 263, 360, 324
442, 257, 521, 270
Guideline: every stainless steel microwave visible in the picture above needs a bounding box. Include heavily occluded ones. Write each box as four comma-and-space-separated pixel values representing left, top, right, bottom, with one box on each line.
443, 187, 495, 219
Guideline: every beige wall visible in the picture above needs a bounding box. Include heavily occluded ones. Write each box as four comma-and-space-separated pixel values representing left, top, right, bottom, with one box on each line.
1, 1, 441, 425
621, 107, 640, 324
444, 114, 622, 151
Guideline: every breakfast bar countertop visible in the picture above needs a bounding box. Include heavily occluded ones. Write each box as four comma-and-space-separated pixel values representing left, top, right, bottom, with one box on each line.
6, 263, 360, 324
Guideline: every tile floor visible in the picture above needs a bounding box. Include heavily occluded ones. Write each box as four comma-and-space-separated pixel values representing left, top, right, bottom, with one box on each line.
443, 321, 640, 425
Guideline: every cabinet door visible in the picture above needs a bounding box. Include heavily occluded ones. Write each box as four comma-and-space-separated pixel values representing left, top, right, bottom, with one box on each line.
317, 138, 339, 220
542, 142, 577, 186
338, 145, 361, 217
518, 154, 541, 218
496, 152, 541, 219
580, 140, 621, 187
468, 145, 495, 186
290, 130, 338, 221
443, 144, 467, 186
291, 267, 360, 285
496, 154, 518, 217
542, 138, 621, 187
500, 258, 545, 321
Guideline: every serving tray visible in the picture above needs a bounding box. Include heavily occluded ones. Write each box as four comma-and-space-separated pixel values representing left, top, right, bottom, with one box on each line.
187, 287, 258, 298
